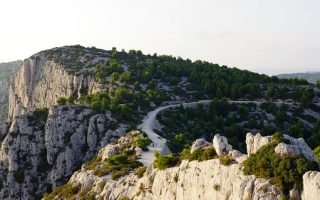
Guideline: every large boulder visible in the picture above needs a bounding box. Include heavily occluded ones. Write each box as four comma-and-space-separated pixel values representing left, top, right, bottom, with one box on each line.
212, 134, 232, 156
190, 138, 211, 153
301, 171, 320, 200
274, 134, 317, 162
246, 133, 272, 156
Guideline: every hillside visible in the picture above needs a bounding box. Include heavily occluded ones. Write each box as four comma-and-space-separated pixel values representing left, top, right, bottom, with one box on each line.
0, 61, 21, 122
0, 45, 319, 199
278, 72, 320, 84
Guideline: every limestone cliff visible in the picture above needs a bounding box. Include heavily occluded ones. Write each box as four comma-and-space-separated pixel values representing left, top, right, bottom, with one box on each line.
0, 61, 21, 122
8, 46, 106, 120
69, 159, 282, 200
49, 133, 319, 200
0, 106, 125, 199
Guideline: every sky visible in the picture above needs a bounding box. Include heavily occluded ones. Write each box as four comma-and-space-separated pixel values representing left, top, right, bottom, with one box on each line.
0, 0, 320, 75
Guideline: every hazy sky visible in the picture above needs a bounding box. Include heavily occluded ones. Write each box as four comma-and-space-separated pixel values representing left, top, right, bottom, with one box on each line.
0, 0, 320, 75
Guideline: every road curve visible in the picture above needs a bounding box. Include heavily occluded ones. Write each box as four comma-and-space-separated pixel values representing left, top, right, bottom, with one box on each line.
137, 100, 293, 165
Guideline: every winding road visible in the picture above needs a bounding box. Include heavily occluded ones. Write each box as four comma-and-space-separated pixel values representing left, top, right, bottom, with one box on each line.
138, 100, 295, 165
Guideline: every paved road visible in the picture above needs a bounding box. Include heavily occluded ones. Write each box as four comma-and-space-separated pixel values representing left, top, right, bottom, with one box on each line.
137, 100, 294, 165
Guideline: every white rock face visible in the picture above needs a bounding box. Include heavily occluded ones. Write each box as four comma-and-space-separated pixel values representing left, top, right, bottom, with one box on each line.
190, 138, 211, 153
8, 53, 100, 120
0, 106, 124, 200
301, 171, 320, 200
275, 134, 317, 162
68, 158, 281, 200
0, 61, 21, 122
212, 134, 232, 155
246, 133, 272, 155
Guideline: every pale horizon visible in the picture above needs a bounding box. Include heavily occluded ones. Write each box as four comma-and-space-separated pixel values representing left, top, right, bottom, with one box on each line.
1, 0, 320, 75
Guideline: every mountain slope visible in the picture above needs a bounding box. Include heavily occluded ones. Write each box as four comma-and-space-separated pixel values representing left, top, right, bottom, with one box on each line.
0, 45, 319, 199
278, 72, 320, 84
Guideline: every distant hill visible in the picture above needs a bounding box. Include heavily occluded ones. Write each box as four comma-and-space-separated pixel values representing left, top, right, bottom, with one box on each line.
278, 72, 320, 84
0, 61, 21, 122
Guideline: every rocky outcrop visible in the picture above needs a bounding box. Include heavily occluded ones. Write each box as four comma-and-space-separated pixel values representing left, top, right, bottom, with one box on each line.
190, 138, 211, 153
275, 134, 317, 162
0, 106, 125, 200
67, 154, 282, 200
46, 132, 320, 200
8, 47, 106, 120
246, 133, 317, 162
246, 133, 272, 156
212, 134, 232, 156
301, 171, 320, 200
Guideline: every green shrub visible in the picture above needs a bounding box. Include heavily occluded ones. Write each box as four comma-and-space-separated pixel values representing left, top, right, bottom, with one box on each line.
181, 147, 216, 162
154, 151, 179, 170
43, 183, 80, 200
135, 166, 147, 178
134, 136, 152, 150
80, 194, 95, 200
84, 156, 102, 171
94, 153, 142, 179
243, 139, 319, 194
67, 95, 75, 104
313, 146, 320, 163
119, 196, 131, 200
219, 155, 233, 166
272, 132, 283, 143
57, 97, 67, 105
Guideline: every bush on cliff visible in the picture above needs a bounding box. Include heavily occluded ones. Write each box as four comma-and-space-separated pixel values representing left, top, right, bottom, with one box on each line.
154, 151, 179, 170
243, 133, 319, 195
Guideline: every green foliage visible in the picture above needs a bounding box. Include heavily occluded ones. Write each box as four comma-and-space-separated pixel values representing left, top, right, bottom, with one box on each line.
181, 147, 217, 162
219, 155, 233, 166
272, 132, 284, 144
134, 136, 152, 150
243, 138, 319, 194
66, 95, 75, 104
80, 194, 95, 200
313, 146, 320, 163
84, 156, 102, 171
56, 97, 67, 105
135, 166, 147, 178
42, 183, 80, 200
119, 196, 131, 200
94, 153, 142, 179
154, 151, 180, 170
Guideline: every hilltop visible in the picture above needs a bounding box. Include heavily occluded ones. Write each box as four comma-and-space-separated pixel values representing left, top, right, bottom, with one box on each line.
0, 45, 319, 199
278, 72, 320, 84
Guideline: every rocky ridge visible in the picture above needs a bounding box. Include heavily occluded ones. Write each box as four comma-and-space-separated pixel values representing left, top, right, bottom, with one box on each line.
49, 133, 320, 200
8, 46, 107, 120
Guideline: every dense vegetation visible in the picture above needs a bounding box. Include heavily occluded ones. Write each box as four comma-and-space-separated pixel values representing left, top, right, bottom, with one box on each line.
243, 133, 319, 195
278, 72, 320, 84
51, 46, 318, 126
156, 98, 320, 153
